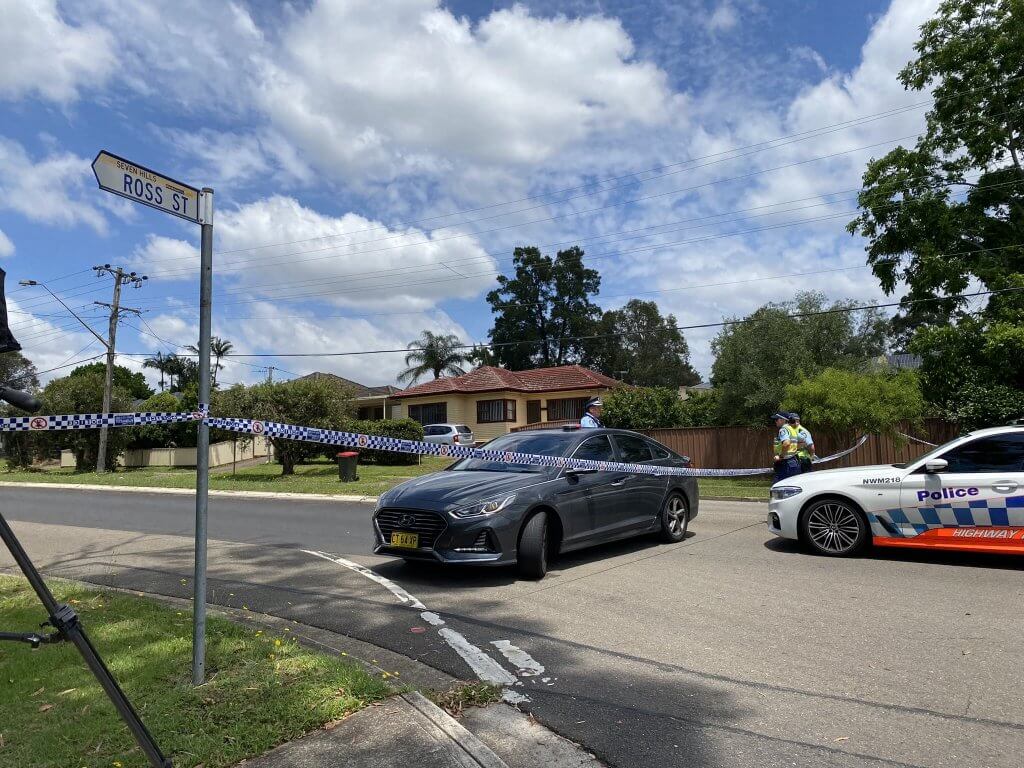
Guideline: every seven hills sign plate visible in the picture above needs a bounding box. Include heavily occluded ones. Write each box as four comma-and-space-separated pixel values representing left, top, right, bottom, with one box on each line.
92, 150, 200, 223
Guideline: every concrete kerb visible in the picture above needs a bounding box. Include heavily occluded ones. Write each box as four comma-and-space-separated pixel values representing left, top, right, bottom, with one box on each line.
0, 481, 377, 503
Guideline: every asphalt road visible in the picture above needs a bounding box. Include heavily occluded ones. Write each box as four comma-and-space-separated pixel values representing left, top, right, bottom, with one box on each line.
3, 486, 1023, 768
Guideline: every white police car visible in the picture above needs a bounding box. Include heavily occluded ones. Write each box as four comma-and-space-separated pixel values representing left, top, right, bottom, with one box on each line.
767, 426, 1024, 557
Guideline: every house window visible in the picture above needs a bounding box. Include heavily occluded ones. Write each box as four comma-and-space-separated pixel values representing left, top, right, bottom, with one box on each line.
357, 406, 384, 420
546, 397, 589, 421
526, 400, 541, 424
408, 402, 448, 424
477, 399, 516, 423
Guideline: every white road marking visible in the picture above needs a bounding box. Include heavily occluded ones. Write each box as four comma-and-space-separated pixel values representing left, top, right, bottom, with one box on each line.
304, 550, 426, 609
304, 550, 525, 697
491, 640, 545, 677
441, 629, 517, 685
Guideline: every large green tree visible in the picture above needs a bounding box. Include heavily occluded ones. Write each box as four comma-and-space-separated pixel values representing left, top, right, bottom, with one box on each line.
217, 377, 353, 474
0, 351, 39, 391
37, 371, 133, 470
69, 362, 153, 400
710, 292, 888, 425
397, 331, 469, 384
848, 0, 1023, 324
487, 246, 601, 369
586, 299, 700, 387
847, 0, 1024, 422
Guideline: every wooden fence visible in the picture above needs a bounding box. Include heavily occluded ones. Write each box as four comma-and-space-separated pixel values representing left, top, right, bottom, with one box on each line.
641, 419, 959, 471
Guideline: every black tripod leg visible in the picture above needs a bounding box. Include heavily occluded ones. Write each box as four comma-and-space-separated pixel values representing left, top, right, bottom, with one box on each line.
0, 512, 172, 767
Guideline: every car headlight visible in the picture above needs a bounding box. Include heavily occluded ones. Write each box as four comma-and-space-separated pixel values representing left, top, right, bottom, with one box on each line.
451, 494, 517, 519
770, 486, 803, 500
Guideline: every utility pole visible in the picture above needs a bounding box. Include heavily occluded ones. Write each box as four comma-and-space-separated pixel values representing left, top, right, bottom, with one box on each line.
266, 366, 275, 384
93, 265, 147, 473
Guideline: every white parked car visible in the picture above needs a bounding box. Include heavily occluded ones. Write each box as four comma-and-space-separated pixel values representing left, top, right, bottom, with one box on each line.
767, 425, 1024, 557
422, 424, 475, 446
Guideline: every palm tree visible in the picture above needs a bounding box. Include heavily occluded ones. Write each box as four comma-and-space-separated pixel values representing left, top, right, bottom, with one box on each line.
187, 336, 234, 387
143, 351, 169, 391
162, 354, 186, 392
210, 337, 233, 387
397, 331, 469, 385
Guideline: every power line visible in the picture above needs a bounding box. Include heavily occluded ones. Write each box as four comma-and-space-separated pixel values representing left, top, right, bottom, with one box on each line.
140, 109, 1024, 287
209, 72, 1024, 257
123, 176, 1024, 315
147, 132, 927, 278
116, 286, 1024, 360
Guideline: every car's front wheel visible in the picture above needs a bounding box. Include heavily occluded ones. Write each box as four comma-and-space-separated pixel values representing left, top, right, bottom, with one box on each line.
659, 492, 689, 543
517, 511, 549, 580
800, 498, 869, 557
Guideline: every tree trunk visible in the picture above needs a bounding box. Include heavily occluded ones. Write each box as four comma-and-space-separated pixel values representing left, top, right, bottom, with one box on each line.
279, 450, 295, 475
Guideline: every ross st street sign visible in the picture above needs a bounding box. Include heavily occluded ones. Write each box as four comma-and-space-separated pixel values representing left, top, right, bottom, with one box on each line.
91, 150, 201, 223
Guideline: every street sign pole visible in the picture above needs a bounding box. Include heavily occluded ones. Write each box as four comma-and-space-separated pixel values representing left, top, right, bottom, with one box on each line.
92, 151, 213, 686
192, 189, 214, 685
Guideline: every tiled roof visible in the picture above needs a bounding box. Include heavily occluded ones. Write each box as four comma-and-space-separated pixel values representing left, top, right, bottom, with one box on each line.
297, 372, 399, 398
392, 365, 621, 398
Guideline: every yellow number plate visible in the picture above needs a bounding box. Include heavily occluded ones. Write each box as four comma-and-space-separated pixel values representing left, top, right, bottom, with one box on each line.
390, 532, 419, 548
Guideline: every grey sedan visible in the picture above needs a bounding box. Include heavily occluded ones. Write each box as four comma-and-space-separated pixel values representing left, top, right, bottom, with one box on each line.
372, 428, 698, 579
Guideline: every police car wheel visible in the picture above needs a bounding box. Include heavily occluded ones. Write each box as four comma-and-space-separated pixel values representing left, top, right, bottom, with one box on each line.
659, 493, 689, 543
800, 498, 868, 557
517, 511, 549, 580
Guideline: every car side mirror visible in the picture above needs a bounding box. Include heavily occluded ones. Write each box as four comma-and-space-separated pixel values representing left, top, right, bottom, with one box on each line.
924, 458, 948, 474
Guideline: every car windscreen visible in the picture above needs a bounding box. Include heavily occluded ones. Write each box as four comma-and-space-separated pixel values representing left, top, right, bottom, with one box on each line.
450, 432, 576, 473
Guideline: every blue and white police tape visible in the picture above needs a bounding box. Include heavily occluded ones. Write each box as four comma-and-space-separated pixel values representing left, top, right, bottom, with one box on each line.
0, 410, 201, 432
0, 409, 869, 478
205, 416, 870, 478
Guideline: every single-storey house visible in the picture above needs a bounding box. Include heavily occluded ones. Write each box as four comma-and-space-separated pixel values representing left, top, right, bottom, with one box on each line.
391, 365, 622, 441
297, 372, 400, 420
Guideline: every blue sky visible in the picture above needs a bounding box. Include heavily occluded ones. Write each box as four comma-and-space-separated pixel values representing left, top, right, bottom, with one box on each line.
0, 0, 938, 388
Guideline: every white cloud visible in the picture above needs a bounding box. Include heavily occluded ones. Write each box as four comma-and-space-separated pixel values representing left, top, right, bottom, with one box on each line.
65, 0, 266, 112
0, 137, 111, 233
5, 296, 104, 384
132, 235, 199, 279
0, 0, 115, 103
147, 302, 471, 388
150, 127, 314, 191
0, 228, 13, 257
260, 0, 673, 178
706, 2, 739, 32
133, 196, 498, 311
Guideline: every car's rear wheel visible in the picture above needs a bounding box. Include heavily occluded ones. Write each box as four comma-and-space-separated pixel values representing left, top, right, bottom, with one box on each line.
517, 512, 548, 580
800, 498, 868, 557
659, 492, 689, 543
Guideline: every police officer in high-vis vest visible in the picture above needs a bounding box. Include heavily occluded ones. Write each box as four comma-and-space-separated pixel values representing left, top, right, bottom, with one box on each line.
772, 411, 801, 481
789, 412, 816, 473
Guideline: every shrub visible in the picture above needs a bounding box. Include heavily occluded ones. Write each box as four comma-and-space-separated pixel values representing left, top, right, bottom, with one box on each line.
678, 390, 722, 427
602, 386, 685, 430
344, 418, 424, 465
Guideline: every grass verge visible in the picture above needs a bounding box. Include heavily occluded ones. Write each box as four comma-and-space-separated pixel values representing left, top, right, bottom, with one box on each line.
697, 476, 772, 500
0, 575, 392, 768
0, 456, 451, 497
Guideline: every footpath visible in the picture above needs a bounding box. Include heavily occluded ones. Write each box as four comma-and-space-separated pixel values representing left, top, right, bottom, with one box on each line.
166, 596, 602, 768
1, 520, 602, 768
